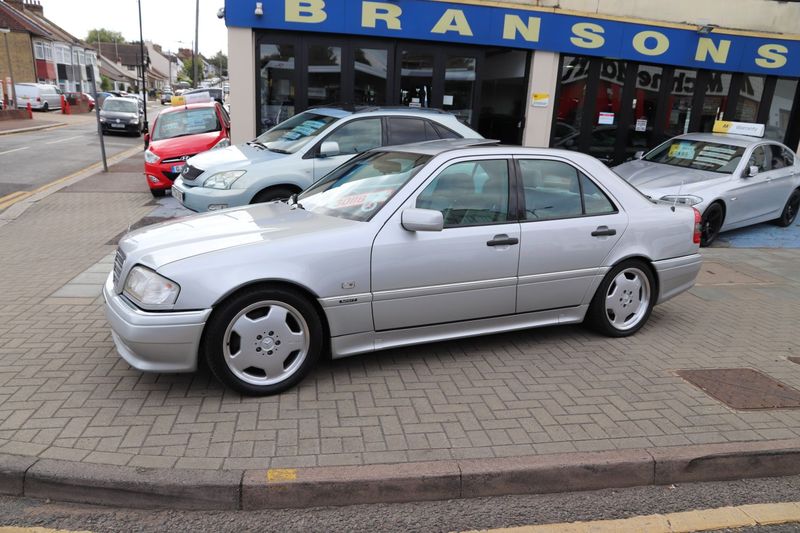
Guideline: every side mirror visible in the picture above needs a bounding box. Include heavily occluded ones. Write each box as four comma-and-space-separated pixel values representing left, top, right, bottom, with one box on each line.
401, 208, 444, 232
634, 150, 645, 160
319, 141, 340, 158
747, 165, 759, 177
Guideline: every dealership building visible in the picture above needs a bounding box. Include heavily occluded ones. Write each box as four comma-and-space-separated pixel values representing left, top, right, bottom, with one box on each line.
225, 0, 800, 164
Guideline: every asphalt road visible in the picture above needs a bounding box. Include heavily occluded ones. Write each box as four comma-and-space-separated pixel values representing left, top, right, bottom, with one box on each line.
0, 107, 158, 199
1, 476, 800, 532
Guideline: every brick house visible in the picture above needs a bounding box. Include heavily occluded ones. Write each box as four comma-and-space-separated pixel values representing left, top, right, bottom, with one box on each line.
0, 0, 56, 86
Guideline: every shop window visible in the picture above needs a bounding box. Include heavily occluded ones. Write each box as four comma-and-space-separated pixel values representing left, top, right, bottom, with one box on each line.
699, 72, 731, 132
444, 56, 476, 125
307, 45, 341, 107
588, 59, 627, 163
400, 50, 433, 108
354, 48, 387, 106
765, 78, 798, 142
259, 43, 296, 133
732, 75, 764, 123
664, 68, 696, 138
478, 49, 528, 145
624, 64, 662, 158
553, 55, 589, 149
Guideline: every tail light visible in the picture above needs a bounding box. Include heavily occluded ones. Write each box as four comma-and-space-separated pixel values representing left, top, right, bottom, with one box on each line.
692, 207, 702, 244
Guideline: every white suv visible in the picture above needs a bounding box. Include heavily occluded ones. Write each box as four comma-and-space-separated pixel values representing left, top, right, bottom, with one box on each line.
171, 107, 482, 212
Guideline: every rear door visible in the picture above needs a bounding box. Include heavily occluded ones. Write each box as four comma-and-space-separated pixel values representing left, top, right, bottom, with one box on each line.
515, 157, 627, 313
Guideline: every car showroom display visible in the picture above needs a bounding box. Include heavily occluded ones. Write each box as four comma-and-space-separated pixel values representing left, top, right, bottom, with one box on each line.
614, 122, 800, 246
105, 140, 702, 395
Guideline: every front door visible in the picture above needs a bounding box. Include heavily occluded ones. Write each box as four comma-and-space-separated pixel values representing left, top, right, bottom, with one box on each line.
371, 158, 519, 330
726, 144, 784, 225
515, 157, 627, 313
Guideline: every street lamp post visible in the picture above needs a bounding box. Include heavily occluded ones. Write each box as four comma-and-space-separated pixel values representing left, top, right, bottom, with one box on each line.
193, 0, 199, 88
0, 28, 17, 110
136, 0, 148, 144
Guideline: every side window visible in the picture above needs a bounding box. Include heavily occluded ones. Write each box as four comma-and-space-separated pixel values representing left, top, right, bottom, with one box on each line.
749, 145, 770, 172
519, 160, 582, 220
324, 118, 382, 155
416, 160, 509, 227
388, 118, 427, 145
770, 144, 789, 170
424, 120, 441, 141
432, 122, 460, 139
581, 174, 617, 215
782, 147, 795, 168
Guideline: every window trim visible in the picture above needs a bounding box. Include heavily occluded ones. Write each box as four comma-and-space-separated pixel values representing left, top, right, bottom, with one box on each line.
514, 157, 620, 224
412, 156, 518, 229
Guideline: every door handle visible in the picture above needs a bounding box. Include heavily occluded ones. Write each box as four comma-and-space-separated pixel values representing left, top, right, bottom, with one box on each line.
591, 226, 617, 237
487, 235, 519, 246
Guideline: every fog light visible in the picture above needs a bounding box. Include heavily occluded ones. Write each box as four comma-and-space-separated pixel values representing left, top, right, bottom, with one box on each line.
208, 204, 228, 210
147, 175, 160, 184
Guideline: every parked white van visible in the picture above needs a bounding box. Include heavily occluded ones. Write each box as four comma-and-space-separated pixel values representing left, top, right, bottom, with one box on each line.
15, 83, 62, 111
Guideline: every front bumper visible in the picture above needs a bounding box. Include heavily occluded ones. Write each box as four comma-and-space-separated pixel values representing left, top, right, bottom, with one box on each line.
653, 253, 703, 304
102, 273, 211, 373
145, 161, 185, 190
172, 177, 252, 213
102, 122, 140, 134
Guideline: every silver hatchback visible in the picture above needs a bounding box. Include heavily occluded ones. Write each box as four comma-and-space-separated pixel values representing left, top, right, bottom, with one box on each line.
105, 140, 702, 395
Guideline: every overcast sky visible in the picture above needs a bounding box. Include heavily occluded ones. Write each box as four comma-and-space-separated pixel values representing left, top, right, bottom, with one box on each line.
39, 0, 227, 56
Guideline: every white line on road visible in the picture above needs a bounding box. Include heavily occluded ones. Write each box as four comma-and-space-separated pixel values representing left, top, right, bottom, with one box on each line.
45, 135, 86, 145
0, 147, 29, 156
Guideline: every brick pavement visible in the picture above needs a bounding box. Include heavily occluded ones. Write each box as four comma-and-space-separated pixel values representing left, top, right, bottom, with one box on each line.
0, 156, 799, 471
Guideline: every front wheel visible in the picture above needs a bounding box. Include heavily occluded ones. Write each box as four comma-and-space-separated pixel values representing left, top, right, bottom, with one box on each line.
700, 203, 724, 247
202, 286, 323, 395
774, 189, 800, 227
585, 260, 656, 337
42, 102, 49, 112
251, 186, 295, 204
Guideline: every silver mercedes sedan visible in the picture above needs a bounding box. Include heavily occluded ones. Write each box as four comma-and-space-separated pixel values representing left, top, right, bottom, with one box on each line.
104, 140, 702, 395
615, 133, 800, 246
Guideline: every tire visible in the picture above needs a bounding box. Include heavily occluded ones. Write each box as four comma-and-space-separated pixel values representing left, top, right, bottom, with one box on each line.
774, 189, 800, 228
251, 186, 295, 204
202, 286, 323, 395
42, 102, 49, 112
585, 259, 657, 337
700, 202, 724, 247
150, 188, 166, 197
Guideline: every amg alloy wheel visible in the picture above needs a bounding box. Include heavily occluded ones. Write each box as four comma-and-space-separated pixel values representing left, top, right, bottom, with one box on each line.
586, 259, 656, 337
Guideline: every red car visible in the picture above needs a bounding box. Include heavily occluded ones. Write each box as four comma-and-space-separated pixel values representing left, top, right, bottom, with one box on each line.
143, 102, 231, 196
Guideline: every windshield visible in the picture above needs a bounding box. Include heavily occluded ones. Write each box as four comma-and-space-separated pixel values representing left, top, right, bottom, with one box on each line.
102, 99, 138, 113
152, 108, 220, 141
254, 112, 339, 153
643, 139, 746, 173
298, 151, 431, 221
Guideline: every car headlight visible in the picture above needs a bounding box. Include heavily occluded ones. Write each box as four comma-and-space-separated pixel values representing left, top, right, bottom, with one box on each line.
211, 138, 230, 150
99, 117, 106, 122
130, 118, 140, 124
123, 266, 180, 307
204, 170, 245, 189
144, 149, 160, 164
660, 195, 703, 206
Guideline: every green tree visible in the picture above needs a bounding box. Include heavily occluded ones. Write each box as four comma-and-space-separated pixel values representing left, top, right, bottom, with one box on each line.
86, 28, 125, 44
210, 51, 227, 76
100, 75, 111, 91
181, 57, 205, 85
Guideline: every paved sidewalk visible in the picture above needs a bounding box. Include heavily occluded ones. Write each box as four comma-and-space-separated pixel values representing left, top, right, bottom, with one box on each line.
0, 157, 799, 475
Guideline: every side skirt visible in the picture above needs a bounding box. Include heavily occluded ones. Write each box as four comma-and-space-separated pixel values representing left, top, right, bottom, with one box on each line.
329, 305, 589, 359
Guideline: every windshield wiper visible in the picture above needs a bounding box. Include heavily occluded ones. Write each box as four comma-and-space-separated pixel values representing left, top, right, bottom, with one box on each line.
246, 140, 267, 150
289, 193, 304, 210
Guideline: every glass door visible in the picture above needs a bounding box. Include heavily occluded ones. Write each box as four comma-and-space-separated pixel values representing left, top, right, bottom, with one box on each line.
399, 48, 434, 108
257, 41, 298, 134
477, 49, 528, 144
443, 55, 477, 125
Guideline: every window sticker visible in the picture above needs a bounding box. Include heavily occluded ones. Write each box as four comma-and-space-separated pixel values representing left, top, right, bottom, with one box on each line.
668, 143, 695, 159
281, 119, 328, 141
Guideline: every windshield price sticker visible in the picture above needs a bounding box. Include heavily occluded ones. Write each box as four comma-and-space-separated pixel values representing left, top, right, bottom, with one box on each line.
281, 120, 328, 141
668, 143, 695, 160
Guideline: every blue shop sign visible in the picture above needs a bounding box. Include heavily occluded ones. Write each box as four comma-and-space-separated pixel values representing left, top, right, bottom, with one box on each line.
225, 0, 800, 77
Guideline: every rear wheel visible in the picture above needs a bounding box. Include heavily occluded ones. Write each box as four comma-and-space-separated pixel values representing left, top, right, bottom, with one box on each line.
202, 286, 322, 395
700, 203, 724, 247
774, 189, 800, 227
42, 102, 49, 112
251, 186, 295, 204
585, 259, 656, 337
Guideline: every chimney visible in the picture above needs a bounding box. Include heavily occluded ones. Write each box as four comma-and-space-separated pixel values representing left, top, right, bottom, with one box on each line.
23, 0, 44, 17
4, 0, 24, 10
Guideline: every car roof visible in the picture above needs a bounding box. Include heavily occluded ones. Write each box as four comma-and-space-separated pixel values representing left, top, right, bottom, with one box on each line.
159, 102, 217, 114
374, 139, 501, 155
672, 132, 776, 148
374, 140, 618, 164
306, 105, 461, 119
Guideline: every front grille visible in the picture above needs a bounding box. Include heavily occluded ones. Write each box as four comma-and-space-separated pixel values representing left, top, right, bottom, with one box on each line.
162, 154, 197, 164
181, 164, 203, 181
163, 171, 179, 182
113, 248, 126, 285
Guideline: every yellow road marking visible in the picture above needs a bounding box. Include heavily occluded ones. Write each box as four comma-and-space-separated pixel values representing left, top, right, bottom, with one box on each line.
0, 526, 92, 533
267, 468, 297, 482
465, 501, 800, 533
0, 145, 141, 212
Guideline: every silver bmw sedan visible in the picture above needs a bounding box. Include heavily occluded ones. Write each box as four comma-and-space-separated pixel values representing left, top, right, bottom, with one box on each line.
104, 140, 702, 395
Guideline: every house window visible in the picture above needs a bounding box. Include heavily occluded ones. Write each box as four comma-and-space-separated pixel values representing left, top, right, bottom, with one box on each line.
34, 41, 45, 60
77, 51, 85, 65
73, 50, 79, 64
43, 42, 53, 61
